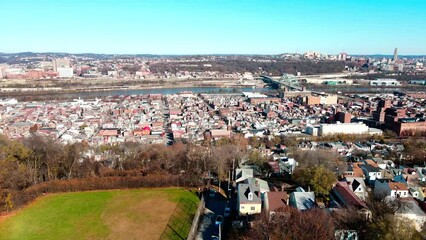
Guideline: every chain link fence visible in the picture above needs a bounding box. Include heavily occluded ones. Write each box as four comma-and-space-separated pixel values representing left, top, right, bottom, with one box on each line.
160, 198, 199, 240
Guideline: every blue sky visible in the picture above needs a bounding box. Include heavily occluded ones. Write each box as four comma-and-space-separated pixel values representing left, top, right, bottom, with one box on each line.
1, 0, 425, 55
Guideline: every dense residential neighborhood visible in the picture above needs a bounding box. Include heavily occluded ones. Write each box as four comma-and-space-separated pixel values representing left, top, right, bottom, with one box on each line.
3, 82, 426, 239
2, 82, 426, 144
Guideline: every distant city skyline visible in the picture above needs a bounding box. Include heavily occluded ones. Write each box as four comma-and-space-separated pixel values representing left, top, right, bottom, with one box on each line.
1, 0, 425, 55
1, 51, 426, 58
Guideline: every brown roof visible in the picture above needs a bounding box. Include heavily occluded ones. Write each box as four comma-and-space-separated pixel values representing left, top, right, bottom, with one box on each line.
267, 191, 289, 212
353, 163, 365, 178
389, 182, 408, 191
333, 182, 367, 209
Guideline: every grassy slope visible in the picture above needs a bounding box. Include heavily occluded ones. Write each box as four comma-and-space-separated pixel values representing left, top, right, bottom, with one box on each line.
0, 188, 198, 240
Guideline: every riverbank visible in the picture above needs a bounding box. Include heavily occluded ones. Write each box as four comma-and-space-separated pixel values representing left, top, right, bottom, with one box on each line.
0, 86, 272, 101
309, 84, 426, 94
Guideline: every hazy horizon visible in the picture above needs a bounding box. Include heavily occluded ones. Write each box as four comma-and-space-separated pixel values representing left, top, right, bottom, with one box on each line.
1, 51, 426, 57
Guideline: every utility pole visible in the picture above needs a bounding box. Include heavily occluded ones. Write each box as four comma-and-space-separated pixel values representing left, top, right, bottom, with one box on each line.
228, 170, 231, 198
232, 158, 235, 181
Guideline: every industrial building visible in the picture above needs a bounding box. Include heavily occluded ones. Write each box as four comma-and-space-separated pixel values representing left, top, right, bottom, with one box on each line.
319, 123, 368, 136
306, 123, 382, 136
57, 67, 73, 78
370, 79, 401, 86
304, 95, 338, 106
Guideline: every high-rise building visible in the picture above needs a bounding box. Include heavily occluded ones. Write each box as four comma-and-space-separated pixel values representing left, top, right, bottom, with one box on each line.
338, 52, 347, 61
373, 99, 392, 122
335, 112, 352, 123
393, 48, 398, 62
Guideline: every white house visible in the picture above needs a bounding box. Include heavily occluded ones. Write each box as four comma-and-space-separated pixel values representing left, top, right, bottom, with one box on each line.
345, 177, 368, 200
361, 164, 383, 185
408, 187, 425, 201
237, 183, 262, 216
374, 180, 409, 198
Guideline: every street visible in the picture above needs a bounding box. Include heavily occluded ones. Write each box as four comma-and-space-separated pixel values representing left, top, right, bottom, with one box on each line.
195, 191, 227, 240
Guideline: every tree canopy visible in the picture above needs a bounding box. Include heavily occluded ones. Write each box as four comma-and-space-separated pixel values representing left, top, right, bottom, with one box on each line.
292, 166, 336, 195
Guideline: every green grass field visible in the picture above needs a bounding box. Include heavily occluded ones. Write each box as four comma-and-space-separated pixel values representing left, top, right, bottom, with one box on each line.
0, 188, 199, 240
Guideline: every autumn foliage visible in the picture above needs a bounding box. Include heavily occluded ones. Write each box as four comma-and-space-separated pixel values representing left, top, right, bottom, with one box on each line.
7, 175, 186, 212
246, 206, 335, 240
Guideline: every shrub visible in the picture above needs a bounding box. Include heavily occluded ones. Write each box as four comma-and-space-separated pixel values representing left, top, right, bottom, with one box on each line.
6, 175, 192, 212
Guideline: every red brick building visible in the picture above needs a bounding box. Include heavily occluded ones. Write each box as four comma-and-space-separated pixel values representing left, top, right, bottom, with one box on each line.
335, 112, 352, 123
394, 121, 426, 136
372, 99, 391, 122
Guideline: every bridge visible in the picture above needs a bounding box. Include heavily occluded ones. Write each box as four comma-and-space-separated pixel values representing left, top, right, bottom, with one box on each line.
260, 74, 303, 91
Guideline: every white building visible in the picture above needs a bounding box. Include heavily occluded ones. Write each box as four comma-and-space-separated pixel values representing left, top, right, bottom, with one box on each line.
57, 67, 73, 78
374, 180, 409, 198
337, 52, 347, 61
304, 78, 353, 85
237, 183, 262, 216
242, 92, 268, 98
318, 123, 369, 136
304, 51, 321, 59
345, 177, 368, 200
0, 98, 18, 105
107, 71, 118, 77
370, 79, 401, 86
242, 72, 254, 80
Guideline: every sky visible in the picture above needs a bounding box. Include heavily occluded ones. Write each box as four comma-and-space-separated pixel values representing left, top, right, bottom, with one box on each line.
1, 0, 425, 55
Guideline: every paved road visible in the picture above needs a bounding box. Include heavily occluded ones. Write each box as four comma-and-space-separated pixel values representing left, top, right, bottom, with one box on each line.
195, 192, 227, 240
